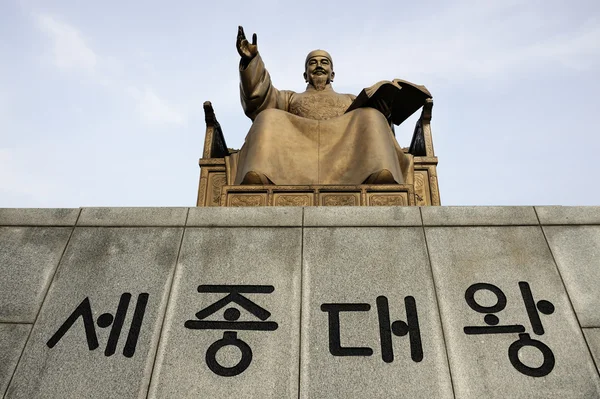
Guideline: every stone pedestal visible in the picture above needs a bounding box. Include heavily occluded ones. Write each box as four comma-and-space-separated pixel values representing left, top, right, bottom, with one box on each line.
1, 206, 599, 398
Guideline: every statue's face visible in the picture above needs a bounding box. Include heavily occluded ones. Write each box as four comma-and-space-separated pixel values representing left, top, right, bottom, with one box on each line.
304, 56, 335, 89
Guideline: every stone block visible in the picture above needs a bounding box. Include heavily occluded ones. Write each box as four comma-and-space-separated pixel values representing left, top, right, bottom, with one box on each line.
543, 225, 600, 327
0, 208, 79, 226
148, 227, 302, 398
300, 227, 453, 398
0, 227, 72, 322
0, 324, 30, 397
583, 328, 600, 374
186, 206, 302, 227
536, 206, 600, 225
77, 207, 188, 226
421, 206, 538, 226
5, 227, 183, 399
425, 226, 600, 398
303, 206, 422, 226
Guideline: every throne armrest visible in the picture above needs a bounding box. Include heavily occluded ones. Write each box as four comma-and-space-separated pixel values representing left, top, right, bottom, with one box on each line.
408, 98, 434, 157
202, 101, 229, 159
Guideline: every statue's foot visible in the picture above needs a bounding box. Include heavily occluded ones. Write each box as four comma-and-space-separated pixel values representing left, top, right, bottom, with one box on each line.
240, 171, 273, 185
363, 169, 397, 184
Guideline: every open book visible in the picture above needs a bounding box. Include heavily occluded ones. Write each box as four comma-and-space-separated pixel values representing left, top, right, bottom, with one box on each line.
345, 79, 432, 125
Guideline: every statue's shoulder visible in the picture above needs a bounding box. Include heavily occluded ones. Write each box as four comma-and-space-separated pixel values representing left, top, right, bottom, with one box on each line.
277, 90, 296, 105
336, 91, 357, 104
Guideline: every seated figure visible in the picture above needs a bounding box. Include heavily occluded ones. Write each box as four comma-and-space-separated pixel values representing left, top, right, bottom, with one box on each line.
234, 26, 412, 186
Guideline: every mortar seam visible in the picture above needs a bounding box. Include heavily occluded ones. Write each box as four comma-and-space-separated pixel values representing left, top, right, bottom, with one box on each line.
144, 207, 190, 398
534, 206, 600, 378
420, 207, 457, 399
297, 207, 305, 399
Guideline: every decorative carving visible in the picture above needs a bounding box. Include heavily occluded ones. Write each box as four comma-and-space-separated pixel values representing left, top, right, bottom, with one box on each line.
422, 99, 435, 157
424, 124, 434, 158
429, 171, 440, 205
221, 185, 416, 207
275, 195, 311, 206
197, 170, 208, 207
370, 195, 406, 206
322, 194, 357, 206
414, 172, 428, 206
229, 194, 265, 207
210, 174, 227, 206
289, 91, 351, 120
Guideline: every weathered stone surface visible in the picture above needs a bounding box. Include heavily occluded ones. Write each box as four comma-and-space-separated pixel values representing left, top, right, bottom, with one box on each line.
0, 227, 72, 322
300, 227, 453, 398
536, 206, 600, 225
421, 206, 538, 226
303, 206, 421, 226
3, 206, 600, 398
425, 226, 600, 398
543, 225, 600, 327
77, 207, 188, 226
148, 227, 302, 398
186, 206, 302, 226
583, 328, 600, 374
0, 208, 79, 226
0, 324, 30, 397
6, 227, 183, 399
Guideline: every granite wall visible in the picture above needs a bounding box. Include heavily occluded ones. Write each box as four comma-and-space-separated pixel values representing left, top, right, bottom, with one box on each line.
0, 206, 599, 398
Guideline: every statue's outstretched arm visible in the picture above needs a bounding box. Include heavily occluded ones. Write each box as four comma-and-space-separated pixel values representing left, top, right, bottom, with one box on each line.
237, 26, 288, 120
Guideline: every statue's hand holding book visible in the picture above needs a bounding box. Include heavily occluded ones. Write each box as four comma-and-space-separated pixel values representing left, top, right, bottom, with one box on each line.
346, 79, 432, 125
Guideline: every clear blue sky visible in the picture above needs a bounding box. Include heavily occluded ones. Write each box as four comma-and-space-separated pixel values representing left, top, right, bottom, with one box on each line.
1, 0, 599, 207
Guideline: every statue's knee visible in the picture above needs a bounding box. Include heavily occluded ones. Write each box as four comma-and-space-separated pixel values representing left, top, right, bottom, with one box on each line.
254, 108, 284, 124
363, 107, 388, 121
349, 107, 387, 124
248, 109, 284, 140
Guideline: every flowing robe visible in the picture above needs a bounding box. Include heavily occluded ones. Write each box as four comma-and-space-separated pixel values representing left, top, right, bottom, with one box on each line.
234, 53, 407, 185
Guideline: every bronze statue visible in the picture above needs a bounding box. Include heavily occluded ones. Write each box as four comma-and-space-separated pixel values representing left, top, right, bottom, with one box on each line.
195, 27, 439, 206
234, 26, 429, 186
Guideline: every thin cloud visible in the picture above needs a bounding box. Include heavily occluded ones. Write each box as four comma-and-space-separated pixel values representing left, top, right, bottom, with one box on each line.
34, 13, 187, 127
36, 14, 97, 72
128, 87, 186, 126
264, 1, 600, 90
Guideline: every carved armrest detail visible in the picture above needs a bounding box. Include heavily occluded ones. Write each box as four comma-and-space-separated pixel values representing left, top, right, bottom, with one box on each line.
202, 101, 229, 159
408, 98, 434, 157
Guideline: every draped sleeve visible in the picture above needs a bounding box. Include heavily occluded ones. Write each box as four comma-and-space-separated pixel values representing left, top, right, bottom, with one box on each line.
239, 53, 293, 121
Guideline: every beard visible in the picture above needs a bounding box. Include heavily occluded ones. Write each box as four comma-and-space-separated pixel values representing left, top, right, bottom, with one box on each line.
310, 74, 329, 91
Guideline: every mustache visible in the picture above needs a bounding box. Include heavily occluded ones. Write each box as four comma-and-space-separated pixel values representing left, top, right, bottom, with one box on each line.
312, 67, 327, 74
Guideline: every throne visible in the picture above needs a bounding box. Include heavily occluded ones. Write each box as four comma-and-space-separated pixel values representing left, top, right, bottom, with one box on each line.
196, 99, 440, 207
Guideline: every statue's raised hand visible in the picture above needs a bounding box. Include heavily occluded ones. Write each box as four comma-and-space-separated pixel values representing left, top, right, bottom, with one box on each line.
236, 26, 258, 60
